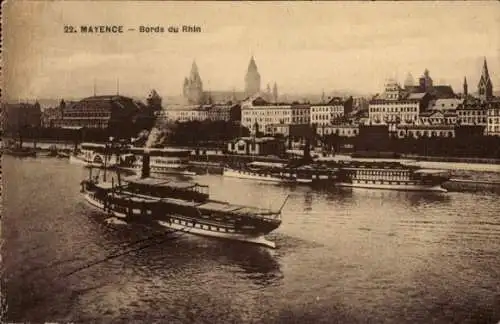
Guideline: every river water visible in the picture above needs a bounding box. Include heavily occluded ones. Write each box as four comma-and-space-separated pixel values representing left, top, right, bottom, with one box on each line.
2, 156, 500, 323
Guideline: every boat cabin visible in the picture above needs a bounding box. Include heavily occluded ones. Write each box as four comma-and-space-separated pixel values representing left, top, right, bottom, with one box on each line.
124, 177, 209, 202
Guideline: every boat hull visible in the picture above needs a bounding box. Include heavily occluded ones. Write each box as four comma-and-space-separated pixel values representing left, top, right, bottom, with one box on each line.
336, 181, 447, 192
158, 220, 276, 248
118, 165, 196, 177
83, 190, 278, 248
223, 168, 291, 183
70, 155, 118, 168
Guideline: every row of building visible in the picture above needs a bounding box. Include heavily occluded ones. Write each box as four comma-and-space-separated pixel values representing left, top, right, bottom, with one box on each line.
2, 56, 498, 141
159, 57, 500, 138
366, 59, 500, 136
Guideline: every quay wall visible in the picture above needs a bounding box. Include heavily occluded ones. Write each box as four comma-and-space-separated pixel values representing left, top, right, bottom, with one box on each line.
402, 154, 500, 165
443, 179, 500, 194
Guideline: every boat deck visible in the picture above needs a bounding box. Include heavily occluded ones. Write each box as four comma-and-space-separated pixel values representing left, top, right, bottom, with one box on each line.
109, 189, 280, 220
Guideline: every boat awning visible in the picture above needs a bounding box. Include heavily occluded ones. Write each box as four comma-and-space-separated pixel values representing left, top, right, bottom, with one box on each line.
198, 201, 240, 212
232, 206, 277, 216
162, 197, 200, 207
124, 177, 206, 190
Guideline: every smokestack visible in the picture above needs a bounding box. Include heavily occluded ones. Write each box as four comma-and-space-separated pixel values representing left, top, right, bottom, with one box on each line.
141, 154, 150, 178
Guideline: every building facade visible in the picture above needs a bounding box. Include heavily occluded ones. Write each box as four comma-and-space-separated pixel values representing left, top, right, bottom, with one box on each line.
316, 124, 359, 137
291, 103, 310, 125
227, 136, 284, 156
207, 104, 232, 121
428, 98, 463, 111
456, 99, 488, 128
395, 125, 455, 139
369, 79, 432, 125
241, 97, 292, 134
265, 124, 290, 137
487, 100, 500, 136
310, 97, 347, 126
162, 105, 209, 122
47, 95, 141, 130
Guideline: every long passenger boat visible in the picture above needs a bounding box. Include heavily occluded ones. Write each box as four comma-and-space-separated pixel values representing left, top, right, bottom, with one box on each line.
223, 161, 337, 184
80, 155, 284, 248
69, 142, 121, 168
327, 157, 450, 192
118, 147, 196, 176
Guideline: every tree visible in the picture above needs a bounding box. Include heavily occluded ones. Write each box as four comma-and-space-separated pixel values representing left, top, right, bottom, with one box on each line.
147, 89, 162, 111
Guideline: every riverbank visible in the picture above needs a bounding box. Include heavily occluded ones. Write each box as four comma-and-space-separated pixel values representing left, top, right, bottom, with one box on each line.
402, 154, 500, 165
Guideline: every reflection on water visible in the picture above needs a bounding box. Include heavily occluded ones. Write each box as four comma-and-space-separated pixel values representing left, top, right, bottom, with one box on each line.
2, 156, 500, 323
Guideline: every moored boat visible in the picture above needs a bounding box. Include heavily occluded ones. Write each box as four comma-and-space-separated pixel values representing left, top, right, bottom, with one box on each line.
223, 161, 337, 185
80, 155, 284, 248
332, 159, 450, 192
70, 142, 121, 168
118, 147, 196, 176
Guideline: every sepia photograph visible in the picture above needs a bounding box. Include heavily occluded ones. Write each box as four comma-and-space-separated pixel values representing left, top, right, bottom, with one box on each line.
1, 1, 499, 323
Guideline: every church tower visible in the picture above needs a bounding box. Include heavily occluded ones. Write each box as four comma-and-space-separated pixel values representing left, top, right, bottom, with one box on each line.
245, 56, 261, 97
273, 82, 278, 103
419, 69, 433, 92
478, 57, 493, 101
463, 76, 468, 97
183, 60, 204, 104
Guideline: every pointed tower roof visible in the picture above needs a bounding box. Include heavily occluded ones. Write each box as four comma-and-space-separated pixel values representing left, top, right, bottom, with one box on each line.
190, 60, 201, 81
478, 57, 493, 86
482, 57, 489, 76
464, 76, 468, 85
247, 56, 258, 72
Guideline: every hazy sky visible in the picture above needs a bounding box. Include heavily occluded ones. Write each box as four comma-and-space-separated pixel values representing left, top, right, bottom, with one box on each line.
4, 1, 500, 100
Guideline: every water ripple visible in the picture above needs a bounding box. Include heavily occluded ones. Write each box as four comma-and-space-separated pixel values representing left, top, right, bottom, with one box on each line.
2, 157, 500, 323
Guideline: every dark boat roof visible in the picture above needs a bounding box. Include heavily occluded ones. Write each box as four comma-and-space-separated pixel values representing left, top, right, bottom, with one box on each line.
198, 201, 279, 216
124, 177, 207, 189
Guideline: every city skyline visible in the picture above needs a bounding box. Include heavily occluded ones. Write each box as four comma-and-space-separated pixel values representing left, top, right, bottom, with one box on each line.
3, 1, 500, 100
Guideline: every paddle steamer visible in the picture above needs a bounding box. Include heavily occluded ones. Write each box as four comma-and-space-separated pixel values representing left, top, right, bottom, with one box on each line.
69, 142, 121, 167
118, 147, 195, 176
81, 155, 283, 248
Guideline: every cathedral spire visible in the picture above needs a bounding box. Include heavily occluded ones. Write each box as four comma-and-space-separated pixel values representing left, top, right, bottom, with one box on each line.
482, 57, 489, 76
245, 56, 261, 97
247, 55, 258, 72
183, 60, 204, 104
478, 57, 493, 101
190, 60, 201, 81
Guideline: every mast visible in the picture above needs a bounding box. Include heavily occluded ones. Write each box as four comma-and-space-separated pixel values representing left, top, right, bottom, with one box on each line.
278, 194, 290, 213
